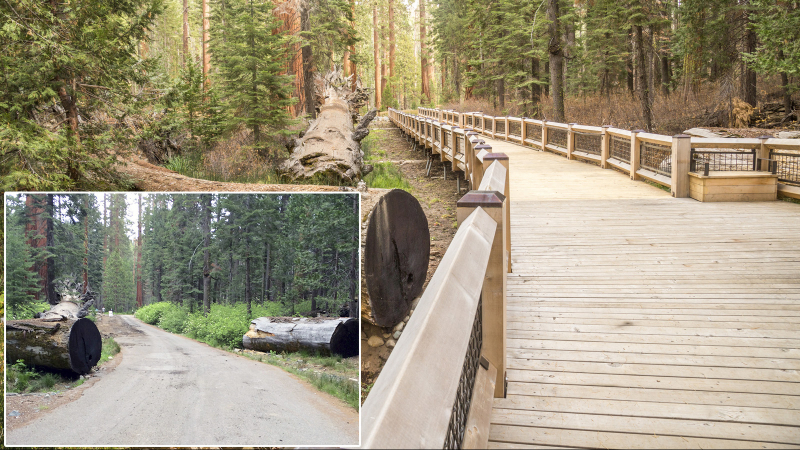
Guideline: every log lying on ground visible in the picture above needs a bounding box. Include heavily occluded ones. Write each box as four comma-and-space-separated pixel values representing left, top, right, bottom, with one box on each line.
363, 189, 430, 327
6, 318, 102, 375
280, 69, 376, 183
243, 317, 359, 358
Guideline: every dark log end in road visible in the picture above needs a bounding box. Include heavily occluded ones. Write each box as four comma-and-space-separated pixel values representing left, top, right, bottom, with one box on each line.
68, 318, 103, 374
329, 318, 359, 358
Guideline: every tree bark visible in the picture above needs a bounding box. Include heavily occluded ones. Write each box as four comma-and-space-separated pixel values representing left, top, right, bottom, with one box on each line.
244, 317, 358, 357
7, 318, 102, 374
634, 24, 652, 131
136, 194, 143, 308
182, 0, 189, 68
547, 0, 565, 122
280, 70, 376, 183
373, 3, 381, 109
420, 0, 430, 103
743, 7, 757, 107
301, 5, 315, 118
349, 195, 358, 319
202, 0, 210, 90
202, 194, 211, 314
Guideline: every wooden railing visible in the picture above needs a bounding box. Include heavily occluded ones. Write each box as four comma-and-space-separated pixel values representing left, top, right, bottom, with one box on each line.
392, 108, 800, 200
364, 109, 512, 449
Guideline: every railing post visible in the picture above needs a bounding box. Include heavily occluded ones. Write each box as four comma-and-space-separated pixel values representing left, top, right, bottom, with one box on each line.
483, 153, 511, 274
465, 131, 479, 188
491, 116, 497, 139
671, 134, 692, 198
758, 134, 772, 171
472, 143, 491, 188
567, 123, 576, 160
521, 118, 527, 148
504, 117, 510, 141
542, 120, 548, 150
630, 129, 643, 180
601, 125, 610, 168
457, 191, 507, 399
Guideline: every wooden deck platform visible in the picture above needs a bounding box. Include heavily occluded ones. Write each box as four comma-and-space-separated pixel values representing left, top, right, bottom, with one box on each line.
481, 137, 800, 448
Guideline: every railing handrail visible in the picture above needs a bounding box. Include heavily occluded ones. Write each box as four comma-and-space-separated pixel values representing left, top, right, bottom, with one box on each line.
361, 206, 498, 449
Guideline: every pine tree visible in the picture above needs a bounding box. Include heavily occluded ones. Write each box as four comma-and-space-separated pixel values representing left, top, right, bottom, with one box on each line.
211, 0, 297, 154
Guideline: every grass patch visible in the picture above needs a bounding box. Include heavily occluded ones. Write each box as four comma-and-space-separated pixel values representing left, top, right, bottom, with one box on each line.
245, 350, 359, 409
98, 337, 121, 365
780, 195, 800, 204
644, 179, 671, 192
6, 360, 75, 394
364, 162, 412, 191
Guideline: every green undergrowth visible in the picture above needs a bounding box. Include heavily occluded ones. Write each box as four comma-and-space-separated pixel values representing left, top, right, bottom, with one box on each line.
780, 195, 800, 204
361, 128, 412, 191
98, 337, 121, 365
165, 153, 280, 185
245, 350, 359, 410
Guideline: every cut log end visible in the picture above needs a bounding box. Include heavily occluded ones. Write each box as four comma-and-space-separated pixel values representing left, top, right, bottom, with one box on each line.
6, 317, 102, 375
329, 318, 359, 358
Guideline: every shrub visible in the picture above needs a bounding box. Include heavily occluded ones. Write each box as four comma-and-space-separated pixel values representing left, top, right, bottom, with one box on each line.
158, 306, 189, 334
184, 304, 251, 349
134, 302, 174, 324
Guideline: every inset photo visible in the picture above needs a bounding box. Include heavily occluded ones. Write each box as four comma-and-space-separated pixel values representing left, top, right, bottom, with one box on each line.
4, 192, 360, 447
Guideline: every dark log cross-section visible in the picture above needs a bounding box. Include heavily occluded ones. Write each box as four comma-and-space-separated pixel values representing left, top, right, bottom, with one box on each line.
6, 318, 102, 375
243, 317, 358, 358
364, 189, 430, 327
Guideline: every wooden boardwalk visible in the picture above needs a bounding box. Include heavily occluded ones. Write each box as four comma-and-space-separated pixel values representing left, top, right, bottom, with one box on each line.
480, 138, 800, 448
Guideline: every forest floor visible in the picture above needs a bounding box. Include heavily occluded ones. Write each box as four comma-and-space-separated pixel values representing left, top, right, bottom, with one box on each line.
5, 315, 132, 431
116, 151, 345, 192
359, 121, 466, 400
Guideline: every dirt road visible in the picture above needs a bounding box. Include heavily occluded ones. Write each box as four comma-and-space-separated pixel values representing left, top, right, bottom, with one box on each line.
6, 315, 358, 447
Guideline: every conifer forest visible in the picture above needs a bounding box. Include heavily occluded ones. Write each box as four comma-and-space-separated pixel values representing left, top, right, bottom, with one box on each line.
1, 0, 798, 190
5, 193, 359, 321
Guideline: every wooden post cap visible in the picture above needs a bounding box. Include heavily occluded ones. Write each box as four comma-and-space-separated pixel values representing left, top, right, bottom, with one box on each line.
602, 125, 610, 128
484, 153, 509, 161
758, 135, 773, 139
673, 134, 691, 138
632, 129, 645, 133
473, 144, 492, 151
457, 190, 505, 207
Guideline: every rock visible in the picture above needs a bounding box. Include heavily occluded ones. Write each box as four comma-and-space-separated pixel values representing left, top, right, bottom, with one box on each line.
9, 411, 20, 418
357, 180, 368, 192
393, 330, 402, 340
382, 333, 391, 339
368, 336, 385, 348
393, 322, 404, 333
404, 316, 410, 322
386, 339, 396, 348
776, 131, 800, 139
683, 128, 728, 138
361, 331, 367, 340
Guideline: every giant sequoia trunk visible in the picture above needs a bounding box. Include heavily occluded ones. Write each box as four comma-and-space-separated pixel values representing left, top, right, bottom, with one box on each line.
7, 318, 102, 374
280, 69, 375, 183
243, 317, 358, 357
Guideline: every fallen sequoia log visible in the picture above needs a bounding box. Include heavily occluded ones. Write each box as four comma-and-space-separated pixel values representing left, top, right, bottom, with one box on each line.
280, 69, 376, 183
6, 318, 102, 375
243, 317, 358, 358
363, 189, 430, 327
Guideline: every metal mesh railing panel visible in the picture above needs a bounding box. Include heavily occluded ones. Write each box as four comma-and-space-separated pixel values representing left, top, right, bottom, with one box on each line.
443, 131, 449, 149
486, 118, 494, 132
467, 115, 473, 126
575, 132, 602, 156
443, 297, 482, 450
610, 135, 631, 162
435, 127, 440, 143
525, 123, 542, 141
509, 121, 521, 137
690, 149, 756, 173
770, 150, 800, 185
548, 128, 567, 148
496, 120, 506, 134
640, 141, 673, 176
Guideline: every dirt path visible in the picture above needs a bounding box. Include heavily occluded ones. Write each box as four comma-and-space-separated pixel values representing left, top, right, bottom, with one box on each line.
360, 123, 463, 393
6, 315, 358, 447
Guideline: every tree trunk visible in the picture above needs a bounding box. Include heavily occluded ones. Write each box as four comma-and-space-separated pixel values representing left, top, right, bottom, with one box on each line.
45, 195, 57, 305
373, 3, 381, 109
363, 190, 430, 327
202, 0, 210, 90
83, 199, 89, 293
420, 0, 430, 103
202, 194, 211, 314
743, 10, 757, 107
661, 55, 670, 97
7, 318, 102, 374
301, 5, 315, 118
280, 70, 376, 183
547, 0, 565, 122
349, 195, 358, 319
389, 0, 395, 86
182, 0, 189, 68
634, 24, 652, 131
262, 241, 270, 303
136, 194, 143, 308
244, 317, 358, 357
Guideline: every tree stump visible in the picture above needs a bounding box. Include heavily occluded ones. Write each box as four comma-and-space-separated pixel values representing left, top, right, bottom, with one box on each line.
243, 317, 358, 357
6, 318, 103, 374
363, 189, 430, 327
